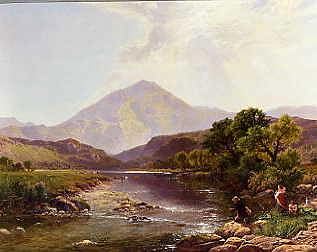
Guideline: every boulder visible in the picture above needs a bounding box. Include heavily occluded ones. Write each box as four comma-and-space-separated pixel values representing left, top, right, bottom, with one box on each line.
234, 227, 251, 237
247, 236, 295, 251
224, 237, 245, 247
242, 235, 257, 241
208, 244, 237, 252
51, 196, 79, 212
313, 185, 317, 195
15, 226, 26, 234
177, 234, 224, 252
0, 228, 11, 236
236, 244, 265, 252
72, 239, 97, 248
296, 184, 313, 194
252, 220, 267, 229
272, 245, 317, 252
128, 215, 151, 223
216, 221, 244, 238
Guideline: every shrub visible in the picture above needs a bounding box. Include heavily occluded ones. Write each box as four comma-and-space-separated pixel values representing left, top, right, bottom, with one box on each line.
257, 208, 317, 238
248, 166, 303, 193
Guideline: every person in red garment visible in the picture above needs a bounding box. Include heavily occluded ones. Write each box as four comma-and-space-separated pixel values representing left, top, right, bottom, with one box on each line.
275, 185, 288, 212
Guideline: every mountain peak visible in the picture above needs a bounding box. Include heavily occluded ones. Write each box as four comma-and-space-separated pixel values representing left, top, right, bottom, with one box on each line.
126, 80, 163, 92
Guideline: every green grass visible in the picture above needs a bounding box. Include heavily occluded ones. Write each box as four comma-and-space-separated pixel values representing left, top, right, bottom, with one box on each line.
0, 170, 107, 202
2, 143, 63, 163
257, 208, 317, 238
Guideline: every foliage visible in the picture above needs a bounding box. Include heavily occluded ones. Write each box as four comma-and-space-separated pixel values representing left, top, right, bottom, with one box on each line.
0, 170, 106, 209
0, 156, 33, 172
203, 108, 303, 191
257, 208, 317, 238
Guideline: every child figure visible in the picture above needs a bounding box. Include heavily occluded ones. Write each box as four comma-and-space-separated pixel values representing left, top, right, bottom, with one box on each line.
288, 200, 298, 216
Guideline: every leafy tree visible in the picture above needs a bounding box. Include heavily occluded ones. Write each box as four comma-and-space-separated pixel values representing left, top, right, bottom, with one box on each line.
231, 107, 270, 139
174, 151, 189, 170
238, 115, 302, 164
188, 149, 201, 169
203, 108, 303, 191
203, 118, 237, 157
23, 160, 33, 172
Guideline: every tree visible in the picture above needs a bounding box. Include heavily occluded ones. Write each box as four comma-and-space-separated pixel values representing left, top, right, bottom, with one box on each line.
203, 118, 238, 159
231, 108, 270, 139
174, 151, 189, 170
203, 108, 303, 191
23, 160, 33, 172
238, 115, 302, 164
188, 150, 201, 169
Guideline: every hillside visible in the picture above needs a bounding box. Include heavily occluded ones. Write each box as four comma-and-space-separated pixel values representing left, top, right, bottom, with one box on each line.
0, 117, 33, 129
115, 117, 317, 166
0, 80, 232, 153
0, 136, 122, 170
267, 106, 317, 120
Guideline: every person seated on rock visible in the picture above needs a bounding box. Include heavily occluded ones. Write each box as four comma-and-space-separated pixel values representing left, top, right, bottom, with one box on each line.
275, 185, 288, 213
288, 200, 298, 216
231, 196, 252, 224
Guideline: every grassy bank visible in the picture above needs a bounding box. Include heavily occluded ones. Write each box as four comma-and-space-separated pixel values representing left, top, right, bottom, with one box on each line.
0, 170, 109, 213
256, 208, 317, 238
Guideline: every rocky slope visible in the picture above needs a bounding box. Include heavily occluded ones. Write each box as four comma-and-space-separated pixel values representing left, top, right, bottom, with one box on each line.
0, 136, 122, 169
0, 81, 232, 154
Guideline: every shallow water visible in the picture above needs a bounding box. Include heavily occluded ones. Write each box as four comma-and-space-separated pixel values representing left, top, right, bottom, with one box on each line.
0, 172, 231, 252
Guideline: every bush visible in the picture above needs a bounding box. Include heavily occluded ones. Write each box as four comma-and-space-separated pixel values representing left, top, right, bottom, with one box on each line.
248, 166, 303, 193
257, 208, 317, 238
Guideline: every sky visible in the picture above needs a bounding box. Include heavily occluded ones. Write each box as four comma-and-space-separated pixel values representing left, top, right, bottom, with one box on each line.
1, 0, 317, 125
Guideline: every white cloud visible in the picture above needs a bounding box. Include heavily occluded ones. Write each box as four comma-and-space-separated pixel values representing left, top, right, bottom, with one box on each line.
88, 0, 317, 111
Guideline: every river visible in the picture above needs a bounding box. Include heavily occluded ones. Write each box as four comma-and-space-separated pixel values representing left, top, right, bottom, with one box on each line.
0, 171, 231, 251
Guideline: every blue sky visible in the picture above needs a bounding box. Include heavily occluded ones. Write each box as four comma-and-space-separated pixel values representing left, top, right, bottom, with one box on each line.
0, 3, 142, 124
1, 1, 317, 125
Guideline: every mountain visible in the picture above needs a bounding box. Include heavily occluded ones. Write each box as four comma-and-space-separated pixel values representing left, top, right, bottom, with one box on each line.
0, 117, 33, 129
0, 80, 232, 153
267, 106, 317, 120
115, 117, 317, 166
0, 136, 122, 170
115, 130, 207, 164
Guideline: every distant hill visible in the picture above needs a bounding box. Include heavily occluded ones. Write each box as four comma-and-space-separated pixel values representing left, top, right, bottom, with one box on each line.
0, 136, 122, 170
0, 117, 33, 129
267, 106, 317, 120
0, 80, 232, 153
116, 117, 317, 166
115, 130, 207, 165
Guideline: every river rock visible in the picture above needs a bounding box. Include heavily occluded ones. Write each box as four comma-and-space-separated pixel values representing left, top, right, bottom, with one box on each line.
243, 234, 257, 241
313, 185, 317, 195
208, 244, 237, 252
72, 239, 97, 248
293, 221, 317, 246
51, 196, 79, 212
176, 234, 224, 252
224, 237, 245, 247
128, 215, 151, 223
272, 245, 317, 252
0, 228, 11, 236
236, 244, 265, 252
216, 221, 244, 238
234, 226, 251, 237
296, 184, 313, 194
15, 226, 26, 234
246, 236, 295, 251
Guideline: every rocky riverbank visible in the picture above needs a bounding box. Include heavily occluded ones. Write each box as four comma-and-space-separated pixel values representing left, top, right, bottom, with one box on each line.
176, 220, 317, 252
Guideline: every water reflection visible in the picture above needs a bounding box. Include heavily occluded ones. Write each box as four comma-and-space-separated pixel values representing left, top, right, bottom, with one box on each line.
0, 172, 230, 251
